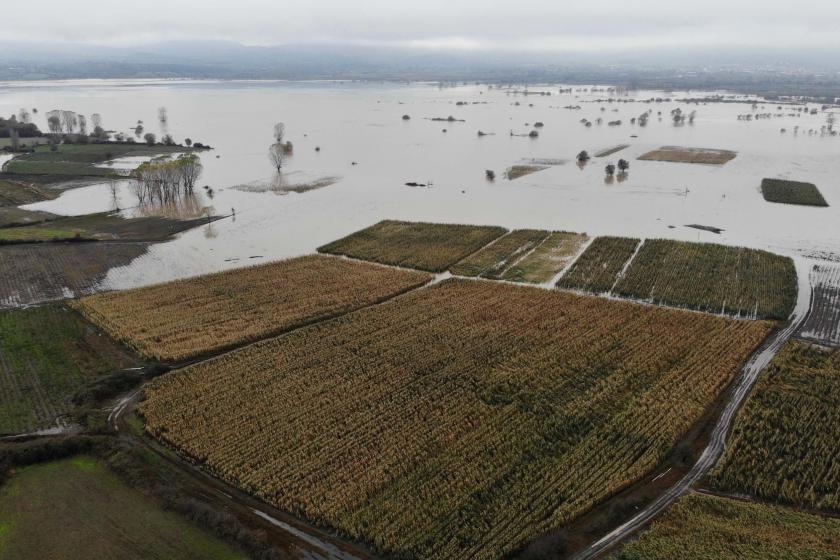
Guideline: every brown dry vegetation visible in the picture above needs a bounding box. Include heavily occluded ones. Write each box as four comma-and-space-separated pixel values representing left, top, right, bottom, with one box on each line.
502, 232, 589, 284
616, 492, 840, 560
449, 229, 550, 278
505, 165, 549, 180
141, 280, 772, 560
73, 255, 430, 362
318, 220, 506, 272
638, 146, 737, 165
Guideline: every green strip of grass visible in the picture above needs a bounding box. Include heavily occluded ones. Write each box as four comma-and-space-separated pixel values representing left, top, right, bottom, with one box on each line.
0, 457, 245, 560
761, 178, 829, 207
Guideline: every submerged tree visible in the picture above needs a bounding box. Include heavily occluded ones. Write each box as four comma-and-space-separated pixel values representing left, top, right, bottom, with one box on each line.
133, 154, 203, 205
605, 163, 616, 177
273, 122, 286, 143
78, 114, 88, 136
269, 142, 284, 171
144, 132, 157, 146
158, 107, 168, 124
617, 159, 629, 172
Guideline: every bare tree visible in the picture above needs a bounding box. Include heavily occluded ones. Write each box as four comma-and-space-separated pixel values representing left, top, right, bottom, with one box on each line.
158, 107, 168, 123
134, 124, 144, 137
144, 132, 157, 146
78, 114, 88, 136
17, 109, 30, 123
273, 122, 285, 143
59, 110, 78, 134
269, 142, 284, 171
91, 113, 103, 129
8, 115, 19, 151
46, 111, 62, 135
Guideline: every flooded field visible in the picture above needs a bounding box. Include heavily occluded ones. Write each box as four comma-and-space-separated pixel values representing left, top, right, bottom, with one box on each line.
2, 80, 839, 292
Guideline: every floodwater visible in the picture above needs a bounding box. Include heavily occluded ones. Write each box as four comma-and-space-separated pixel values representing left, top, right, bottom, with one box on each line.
2, 79, 839, 291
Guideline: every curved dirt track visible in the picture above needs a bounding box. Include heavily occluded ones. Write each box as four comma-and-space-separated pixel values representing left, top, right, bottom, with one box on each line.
572, 258, 813, 560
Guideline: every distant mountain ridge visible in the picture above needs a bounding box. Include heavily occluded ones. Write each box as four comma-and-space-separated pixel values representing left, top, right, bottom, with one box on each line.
1, 41, 839, 98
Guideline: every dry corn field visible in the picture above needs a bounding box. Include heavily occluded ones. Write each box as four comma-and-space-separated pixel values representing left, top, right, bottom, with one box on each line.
317, 220, 506, 272
449, 229, 550, 278
501, 232, 590, 284
616, 493, 840, 560
141, 280, 772, 560
556, 236, 640, 293
73, 255, 430, 362
707, 341, 840, 512
614, 239, 797, 320
798, 264, 840, 347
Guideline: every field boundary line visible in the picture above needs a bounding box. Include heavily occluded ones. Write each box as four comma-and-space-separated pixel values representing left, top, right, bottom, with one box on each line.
546, 235, 594, 288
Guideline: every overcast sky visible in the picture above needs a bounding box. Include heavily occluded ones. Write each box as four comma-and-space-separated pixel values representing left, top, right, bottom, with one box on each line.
7, 0, 840, 51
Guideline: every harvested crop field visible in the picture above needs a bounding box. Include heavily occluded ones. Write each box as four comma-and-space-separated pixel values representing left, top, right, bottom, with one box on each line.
614, 239, 797, 320
0, 305, 137, 434
74, 254, 430, 361
505, 165, 548, 180
638, 146, 737, 165
141, 280, 772, 560
555, 236, 640, 293
502, 232, 590, 284
449, 229, 549, 278
615, 493, 840, 560
799, 264, 840, 347
318, 220, 506, 272
761, 178, 829, 207
707, 341, 840, 512
0, 457, 244, 560
0, 242, 150, 308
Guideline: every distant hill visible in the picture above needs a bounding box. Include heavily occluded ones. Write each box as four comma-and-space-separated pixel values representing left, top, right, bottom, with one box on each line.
1, 41, 839, 99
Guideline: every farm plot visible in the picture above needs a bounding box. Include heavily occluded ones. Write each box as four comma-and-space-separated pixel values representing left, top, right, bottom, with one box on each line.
613, 239, 797, 320
0, 457, 244, 560
449, 229, 550, 278
0, 211, 218, 243
761, 178, 829, 207
799, 264, 840, 347
615, 493, 840, 560
0, 242, 150, 308
502, 232, 590, 284
74, 255, 430, 362
594, 144, 629, 157
0, 178, 56, 206
638, 146, 737, 165
707, 341, 840, 512
0, 305, 137, 434
555, 236, 640, 293
505, 165, 548, 180
141, 280, 772, 560
318, 220, 506, 272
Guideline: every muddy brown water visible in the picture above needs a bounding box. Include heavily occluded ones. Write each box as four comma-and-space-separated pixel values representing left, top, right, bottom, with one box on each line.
0, 80, 834, 296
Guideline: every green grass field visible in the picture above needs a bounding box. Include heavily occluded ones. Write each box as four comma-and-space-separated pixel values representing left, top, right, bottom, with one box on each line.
0, 456, 244, 560
707, 341, 840, 511
2, 143, 199, 177
616, 493, 840, 560
761, 178, 829, 207
0, 179, 56, 207
0, 306, 137, 434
